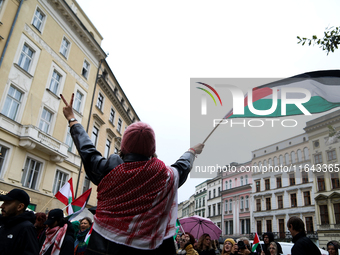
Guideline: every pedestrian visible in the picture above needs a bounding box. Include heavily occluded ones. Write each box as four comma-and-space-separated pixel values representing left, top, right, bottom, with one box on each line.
287, 216, 321, 255
175, 233, 181, 250
0, 188, 39, 255
327, 241, 340, 255
197, 233, 216, 255
40, 208, 75, 255
221, 238, 235, 255
61, 94, 204, 255
74, 217, 92, 255
35, 212, 47, 249
267, 242, 279, 255
177, 233, 199, 255
258, 232, 282, 255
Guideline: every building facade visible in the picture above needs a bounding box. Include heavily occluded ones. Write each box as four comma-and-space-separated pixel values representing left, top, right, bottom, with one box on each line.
221, 162, 252, 239
207, 174, 222, 229
251, 133, 317, 243
304, 109, 340, 247
194, 180, 208, 217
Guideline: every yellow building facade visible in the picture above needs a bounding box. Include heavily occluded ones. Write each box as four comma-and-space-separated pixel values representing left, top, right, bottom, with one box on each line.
0, 0, 138, 213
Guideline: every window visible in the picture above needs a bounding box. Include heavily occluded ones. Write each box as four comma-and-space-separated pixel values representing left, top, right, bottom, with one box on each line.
241, 219, 245, 234
265, 179, 270, 190
246, 219, 250, 234
91, 126, 99, 146
297, 149, 303, 162
279, 219, 285, 238
208, 206, 211, 217
52, 170, 68, 194
60, 37, 70, 57
305, 217, 314, 233
279, 155, 283, 165
117, 119, 122, 133
314, 153, 322, 164
96, 93, 104, 110
21, 157, 42, 189
82, 175, 91, 194
218, 187, 220, 196
225, 200, 228, 211
256, 180, 260, 192
289, 173, 295, 186
331, 173, 340, 189
2, 85, 23, 120
104, 139, 111, 158
109, 108, 115, 123
18, 44, 34, 72
114, 147, 118, 154
317, 176, 326, 191
245, 196, 249, 209
229, 180, 232, 189
319, 205, 329, 225
229, 199, 232, 212
334, 203, 340, 224
268, 158, 272, 167
49, 70, 61, 94
225, 221, 228, 235
241, 176, 244, 186
245, 175, 248, 184
65, 127, 73, 152
39, 108, 53, 133
32, 8, 45, 31
213, 189, 216, 197
276, 176, 282, 188
266, 197, 271, 210
290, 193, 297, 207
327, 150, 337, 161
240, 197, 244, 210
212, 205, 215, 216
256, 199, 261, 211
229, 221, 233, 235
285, 153, 290, 165
0, 145, 9, 177
257, 220, 262, 234
302, 171, 308, 183
82, 60, 90, 79
202, 197, 205, 206
274, 157, 278, 166
209, 190, 211, 199
303, 191, 311, 206
291, 151, 296, 163
277, 195, 283, 209
266, 220, 272, 232
304, 147, 309, 160
73, 90, 83, 112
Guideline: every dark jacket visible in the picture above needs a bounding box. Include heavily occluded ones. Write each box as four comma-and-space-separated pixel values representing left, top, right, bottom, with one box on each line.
0, 210, 39, 255
70, 123, 195, 255
41, 221, 75, 255
291, 232, 321, 255
256, 232, 283, 255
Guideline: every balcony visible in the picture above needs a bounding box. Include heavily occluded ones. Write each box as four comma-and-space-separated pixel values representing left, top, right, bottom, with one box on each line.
19, 125, 68, 163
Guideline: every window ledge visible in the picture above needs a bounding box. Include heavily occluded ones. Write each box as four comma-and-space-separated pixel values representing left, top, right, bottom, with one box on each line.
14, 63, 33, 79
46, 88, 60, 99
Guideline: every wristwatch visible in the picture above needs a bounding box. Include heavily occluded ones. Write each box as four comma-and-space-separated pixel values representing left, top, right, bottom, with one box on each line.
68, 118, 77, 124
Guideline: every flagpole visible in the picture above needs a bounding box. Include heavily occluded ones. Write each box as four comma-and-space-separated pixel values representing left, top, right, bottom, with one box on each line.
202, 118, 225, 144
40, 196, 55, 212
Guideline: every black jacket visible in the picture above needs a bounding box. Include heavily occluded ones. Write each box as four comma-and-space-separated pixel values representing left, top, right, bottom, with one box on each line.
0, 210, 39, 255
291, 232, 321, 255
256, 232, 283, 255
70, 123, 195, 255
41, 221, 75, 255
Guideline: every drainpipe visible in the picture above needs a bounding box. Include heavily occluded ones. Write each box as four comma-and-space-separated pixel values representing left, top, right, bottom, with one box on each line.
0, 0, 24, 67
75, 58, 104, 197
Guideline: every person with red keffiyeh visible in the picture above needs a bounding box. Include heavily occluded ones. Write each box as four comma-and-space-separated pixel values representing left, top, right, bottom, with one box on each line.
61, 94, 205, 255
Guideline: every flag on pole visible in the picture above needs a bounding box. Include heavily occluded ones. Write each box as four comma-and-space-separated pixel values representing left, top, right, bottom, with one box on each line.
224, 70, 340, 119
68, 188, 92, 220
55, 178, 74, 206
173, 219, 181, 240
252, 233, 261, 252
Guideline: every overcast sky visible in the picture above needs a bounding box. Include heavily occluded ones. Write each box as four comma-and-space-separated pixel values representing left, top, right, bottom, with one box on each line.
77, 0, 340, 203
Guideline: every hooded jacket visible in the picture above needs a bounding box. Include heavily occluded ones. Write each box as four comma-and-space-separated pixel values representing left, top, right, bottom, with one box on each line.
0, 210, 39, 255
256, 232, 283, 255
291, 232, 321, 255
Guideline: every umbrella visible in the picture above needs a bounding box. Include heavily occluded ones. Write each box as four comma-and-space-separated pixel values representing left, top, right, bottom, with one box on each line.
179, 215, 222, 240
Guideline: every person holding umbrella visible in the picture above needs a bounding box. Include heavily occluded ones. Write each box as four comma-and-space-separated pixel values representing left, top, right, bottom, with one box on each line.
197, 234, 215, 255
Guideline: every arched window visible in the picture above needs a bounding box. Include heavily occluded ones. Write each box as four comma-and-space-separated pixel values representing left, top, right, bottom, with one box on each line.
245, 175, 248, 185
229, 180, 232, 189
225, 181, 228, 190
268, 158, 272, 167
245, 196, 249, 209
263, 160, 267, 168
297, 149, 302, 162
240, 197, 244, 209
274, 157, 278, 166
285, 153, 290, 165
258, 161, 262, 170
241, 176, 244, 186
279, 155, 283, 165
229, 199, 232, 212
304, 147, 309, 160
225, 200, 228, 211
291, 151, 296, 163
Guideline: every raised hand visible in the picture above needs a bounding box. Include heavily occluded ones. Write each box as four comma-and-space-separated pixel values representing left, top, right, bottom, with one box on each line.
60, 93, 75, 121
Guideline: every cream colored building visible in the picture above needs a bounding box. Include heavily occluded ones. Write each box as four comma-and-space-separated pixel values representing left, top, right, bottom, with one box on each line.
304, 109, 340, 248
0, 0, 138, 213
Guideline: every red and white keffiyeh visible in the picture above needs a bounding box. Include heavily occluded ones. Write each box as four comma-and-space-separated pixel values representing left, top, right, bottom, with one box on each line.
94, 157, 179, 250
40, 224, 68, 255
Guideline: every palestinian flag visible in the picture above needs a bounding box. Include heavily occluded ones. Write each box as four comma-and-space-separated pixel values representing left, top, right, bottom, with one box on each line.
173, 219, 181, 240
68, 188, 92, 220
225, 70, 340, 119
55, 178, 74, 206
252, 233, 260, 252
85, 225, 93, 245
